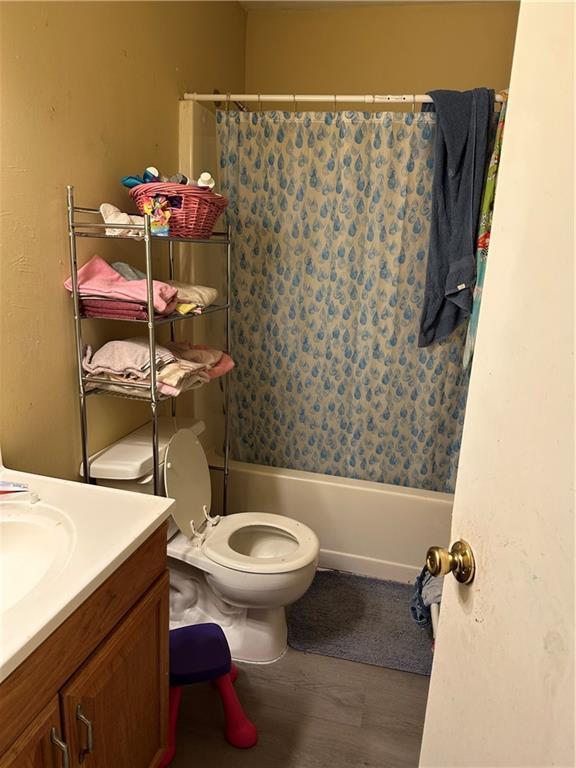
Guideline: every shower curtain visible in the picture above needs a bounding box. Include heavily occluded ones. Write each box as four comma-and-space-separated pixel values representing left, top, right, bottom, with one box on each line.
217, 110, 469, 493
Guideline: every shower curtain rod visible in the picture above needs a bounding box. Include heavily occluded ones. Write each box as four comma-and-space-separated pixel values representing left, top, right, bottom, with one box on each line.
184, 92, 506, 105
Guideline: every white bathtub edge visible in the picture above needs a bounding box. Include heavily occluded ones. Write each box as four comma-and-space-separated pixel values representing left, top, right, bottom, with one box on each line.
319, 548, 421, 583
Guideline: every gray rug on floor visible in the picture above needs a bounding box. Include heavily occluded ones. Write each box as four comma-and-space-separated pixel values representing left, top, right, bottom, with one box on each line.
287, 570, 432, 676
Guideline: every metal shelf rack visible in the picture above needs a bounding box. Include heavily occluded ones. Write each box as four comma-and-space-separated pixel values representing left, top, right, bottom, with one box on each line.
66, 185, 232, 513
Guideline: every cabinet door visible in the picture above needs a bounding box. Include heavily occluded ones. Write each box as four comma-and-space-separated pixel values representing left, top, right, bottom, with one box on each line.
61, 573, 169, 768
0, 697, 64, 768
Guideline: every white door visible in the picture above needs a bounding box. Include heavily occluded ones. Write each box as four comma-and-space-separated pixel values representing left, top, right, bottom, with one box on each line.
419, 3, 574, 767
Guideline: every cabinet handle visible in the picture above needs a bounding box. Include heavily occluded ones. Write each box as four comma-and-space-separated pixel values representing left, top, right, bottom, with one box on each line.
50, 727, 70, 768
76, 705, 94, 762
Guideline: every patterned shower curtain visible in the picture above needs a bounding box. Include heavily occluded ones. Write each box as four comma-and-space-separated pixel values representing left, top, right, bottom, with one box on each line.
217, 110, 469, 493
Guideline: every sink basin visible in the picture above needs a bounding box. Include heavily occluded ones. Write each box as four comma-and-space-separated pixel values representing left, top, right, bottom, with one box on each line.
0, 502, 75, 613
0, 468, 173, 683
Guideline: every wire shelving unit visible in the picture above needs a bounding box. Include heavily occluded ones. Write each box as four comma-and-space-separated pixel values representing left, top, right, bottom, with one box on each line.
66, 185, 232, 513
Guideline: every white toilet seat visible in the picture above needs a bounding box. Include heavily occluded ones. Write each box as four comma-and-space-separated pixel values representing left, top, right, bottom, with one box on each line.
202, 512, 319, 575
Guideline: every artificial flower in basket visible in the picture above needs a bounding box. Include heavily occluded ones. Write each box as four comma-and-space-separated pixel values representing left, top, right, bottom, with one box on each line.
141, 195, 172, 236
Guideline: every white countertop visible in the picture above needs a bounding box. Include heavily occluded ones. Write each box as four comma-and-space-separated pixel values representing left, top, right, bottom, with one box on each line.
0, 466, 173, 682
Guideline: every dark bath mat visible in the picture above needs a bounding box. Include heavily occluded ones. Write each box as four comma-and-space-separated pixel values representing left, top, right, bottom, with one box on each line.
287, 569, 433, 676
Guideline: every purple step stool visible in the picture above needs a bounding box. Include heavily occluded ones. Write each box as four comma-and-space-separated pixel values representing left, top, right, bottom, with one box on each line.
159, 624, 258, 766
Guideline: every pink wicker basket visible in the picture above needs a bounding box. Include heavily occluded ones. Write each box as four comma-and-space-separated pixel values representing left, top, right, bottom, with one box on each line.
129, 182, 228, 238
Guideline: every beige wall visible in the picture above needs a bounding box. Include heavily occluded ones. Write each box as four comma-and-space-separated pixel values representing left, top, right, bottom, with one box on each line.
246, 2, 519, 97
0, 2, 246, 478
0, 1, 519, 481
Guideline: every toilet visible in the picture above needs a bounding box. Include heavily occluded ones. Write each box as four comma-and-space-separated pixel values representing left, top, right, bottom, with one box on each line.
88, 418, 319, 663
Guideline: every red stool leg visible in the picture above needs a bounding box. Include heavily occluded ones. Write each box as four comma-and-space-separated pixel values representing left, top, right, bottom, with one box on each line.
229, 663, 238, 684
213, 672, 258, 749
159, 686, 183, 767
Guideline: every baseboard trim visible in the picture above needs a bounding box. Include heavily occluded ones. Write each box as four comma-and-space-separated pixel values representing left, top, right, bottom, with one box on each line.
319, 548, 421, 584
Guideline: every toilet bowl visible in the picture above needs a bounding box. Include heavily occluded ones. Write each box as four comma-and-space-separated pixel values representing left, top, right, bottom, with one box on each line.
88, 419, 319, 663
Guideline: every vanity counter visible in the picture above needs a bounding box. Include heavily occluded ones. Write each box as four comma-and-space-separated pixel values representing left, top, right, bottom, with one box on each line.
0, 467, 173, 682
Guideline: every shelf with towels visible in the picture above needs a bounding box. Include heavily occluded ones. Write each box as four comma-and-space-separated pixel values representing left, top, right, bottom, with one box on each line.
72, 229, 230, 246
83, 374, 228, 402
75, 301, 230, 325
66, 185, 232, 512
84, 386, 174, 402
70, 206, 230, 244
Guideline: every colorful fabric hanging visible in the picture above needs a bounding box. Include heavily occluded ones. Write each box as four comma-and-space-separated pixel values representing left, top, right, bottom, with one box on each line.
463, 98, 508, 368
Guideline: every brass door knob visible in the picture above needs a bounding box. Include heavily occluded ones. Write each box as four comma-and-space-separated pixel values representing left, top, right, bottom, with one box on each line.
426, 539, 475, 584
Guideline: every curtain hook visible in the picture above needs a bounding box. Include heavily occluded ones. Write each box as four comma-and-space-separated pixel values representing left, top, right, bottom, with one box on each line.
226, 93, 230, 114
258, 93, 262, 116
334, 94, 337, 114
293, 93, 297, 114
412, 93, 417, 113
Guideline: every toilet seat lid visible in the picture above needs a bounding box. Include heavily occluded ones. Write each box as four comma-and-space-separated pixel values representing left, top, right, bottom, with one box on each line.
164, 429, 211, 537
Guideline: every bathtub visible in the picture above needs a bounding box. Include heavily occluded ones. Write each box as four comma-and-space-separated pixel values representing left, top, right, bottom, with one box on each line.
211, 456, 453, 583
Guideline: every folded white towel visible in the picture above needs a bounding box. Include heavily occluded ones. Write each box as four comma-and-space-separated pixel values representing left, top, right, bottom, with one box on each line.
100, 203, 145, 238
83, 338, 175, 378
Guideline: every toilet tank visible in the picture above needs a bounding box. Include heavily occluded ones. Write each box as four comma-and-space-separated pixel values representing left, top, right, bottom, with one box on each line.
85, 417, 205, 537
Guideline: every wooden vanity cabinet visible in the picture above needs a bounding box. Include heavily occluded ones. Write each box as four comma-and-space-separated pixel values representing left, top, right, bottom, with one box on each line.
0, 524, 169, 768
61, 575, 168, 767
0, 697, 62, 768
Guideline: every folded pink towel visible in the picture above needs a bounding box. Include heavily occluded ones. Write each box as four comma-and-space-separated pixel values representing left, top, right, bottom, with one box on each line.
80, 296, 178, 318
65, 255, 177, 314
81, 298, 148, 312
82, 308, 149, 321
204, 351, 234, 379
167, 342, 235, 379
